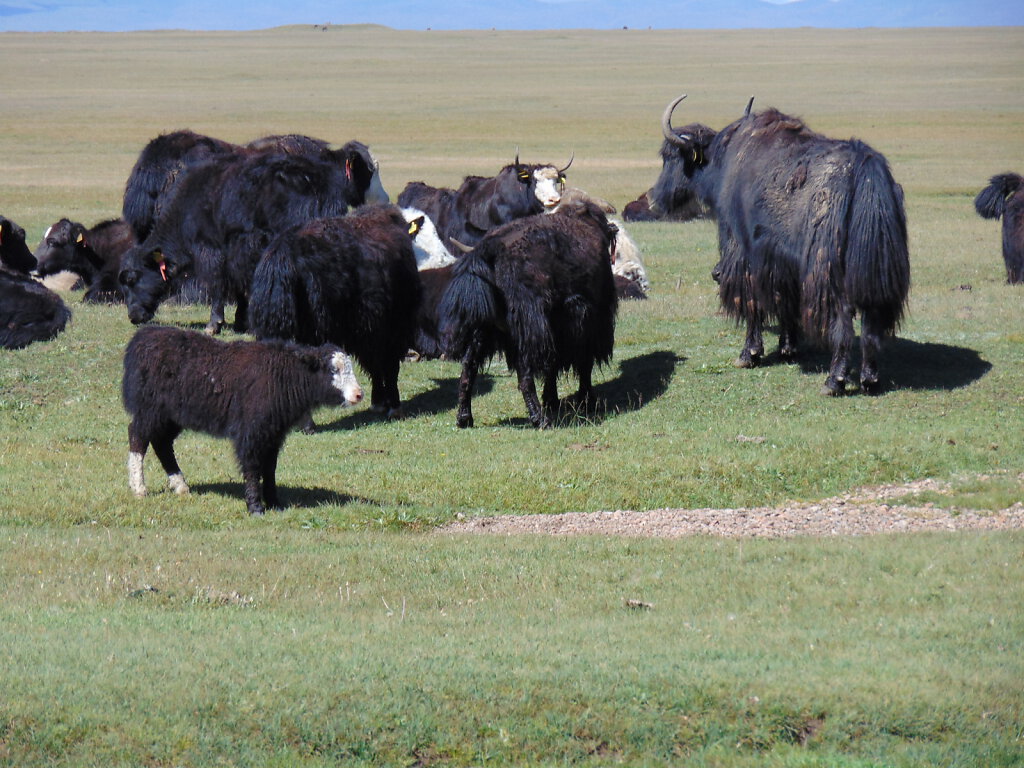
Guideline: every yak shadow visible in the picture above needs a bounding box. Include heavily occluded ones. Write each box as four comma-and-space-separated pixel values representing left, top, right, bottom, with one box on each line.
495, 349, 682, 428
314, 372, 498, 432
189, 482, 374, 511
793, 336, 991, 392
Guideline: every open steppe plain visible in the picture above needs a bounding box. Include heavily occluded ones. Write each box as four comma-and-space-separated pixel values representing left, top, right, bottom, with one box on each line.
1, 24, 1022, 767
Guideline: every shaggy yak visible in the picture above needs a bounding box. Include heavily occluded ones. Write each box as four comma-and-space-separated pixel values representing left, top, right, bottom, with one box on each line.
248, 204, 423, 419
122, 325, 363, 516
119, 149, 354, 334
438, 198, 619, 429
654, 93, 910, 395
1, 215, 71, 350
974, 172, 1024, 284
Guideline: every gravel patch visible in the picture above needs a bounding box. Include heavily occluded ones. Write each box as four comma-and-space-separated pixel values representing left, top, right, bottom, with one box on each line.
441, 478, 1024, 538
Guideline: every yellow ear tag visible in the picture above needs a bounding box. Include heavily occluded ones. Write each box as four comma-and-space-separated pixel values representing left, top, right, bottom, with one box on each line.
76, 232, 85, 245
408, 220, 421, 236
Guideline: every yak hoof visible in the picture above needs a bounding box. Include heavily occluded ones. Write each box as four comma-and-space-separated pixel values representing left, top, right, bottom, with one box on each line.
457, 414, 474, 429
860, 377, 882, 396
248, 505, 266, 516
734, 353, 760, 369
204, 323, 222, 336
168, 474, 190, 495
821, 376, 846, 397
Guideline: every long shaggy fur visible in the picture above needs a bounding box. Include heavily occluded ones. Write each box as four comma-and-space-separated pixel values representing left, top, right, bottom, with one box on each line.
438, 199, 618, 427
248, 204, 422, 416
655, 99, 910, 394
974, 172, 1024, 284
122, 325, 360, 515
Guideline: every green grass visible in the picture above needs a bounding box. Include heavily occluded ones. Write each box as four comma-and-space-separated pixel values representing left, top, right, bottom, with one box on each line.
1, 24, 1023, 767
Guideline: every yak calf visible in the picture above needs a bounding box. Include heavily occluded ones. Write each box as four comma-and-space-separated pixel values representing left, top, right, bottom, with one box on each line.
122, 325, 363, 516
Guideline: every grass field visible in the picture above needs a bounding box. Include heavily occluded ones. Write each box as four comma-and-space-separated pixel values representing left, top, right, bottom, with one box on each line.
1, 25, 1023, 767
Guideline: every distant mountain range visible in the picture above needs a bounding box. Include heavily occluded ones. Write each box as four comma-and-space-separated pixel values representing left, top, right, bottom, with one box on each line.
1, 0, 1020, 32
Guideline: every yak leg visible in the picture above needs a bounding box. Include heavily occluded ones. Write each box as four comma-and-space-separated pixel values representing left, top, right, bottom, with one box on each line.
735, 315, 764, 368
260, 449, 281, 510
518, 371, 549, 429
541, 371, 560, 423
232, 294, 249, 334
572, 360, 595, 411
205, 298, 226, 336
823, 307, 856, 396
149, 426, 189, 495
778, 311, 801, 362
858, 310, 886, 395
370, 357, 404, 419
127, 425, 150, 497
456, 342, 482, 429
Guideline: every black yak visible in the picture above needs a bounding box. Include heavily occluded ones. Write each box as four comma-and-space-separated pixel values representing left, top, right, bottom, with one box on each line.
0, 215, 71, 350
122, 325, 363, 516
654, 94, 910, 395
397, 153, 573, 250
974, 172, 1024, 284
0, 215, 37, 273
439, 198, 619, 429
122, 129, 388, 243
33, 218, 135, 303
248, 204, 422, 419
119, 149, 353, 334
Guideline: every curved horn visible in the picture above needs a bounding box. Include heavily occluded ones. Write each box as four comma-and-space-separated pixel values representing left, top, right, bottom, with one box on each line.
661, 93, 689, 148
514, 146, 520, 166
558, 152, 574, 175
744, 95, 755, 117
449, 238, 474, 254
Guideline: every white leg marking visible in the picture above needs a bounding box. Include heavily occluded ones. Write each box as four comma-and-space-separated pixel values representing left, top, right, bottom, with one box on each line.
168, 473, 190, 495
128, 452, 147, 497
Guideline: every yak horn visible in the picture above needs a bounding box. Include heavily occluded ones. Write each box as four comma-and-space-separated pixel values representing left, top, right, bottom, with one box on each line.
744, 95, 755, 117
661, 93, 689, 148
514, 146, 520, 166
558, 152, 574, 175
450, 238, 474, 254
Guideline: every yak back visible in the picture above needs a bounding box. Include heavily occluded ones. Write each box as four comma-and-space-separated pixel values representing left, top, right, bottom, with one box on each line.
0, 268, 72, 349
122, 325, 340, 439
248, 204, 421, 360
441, 199, 617, 374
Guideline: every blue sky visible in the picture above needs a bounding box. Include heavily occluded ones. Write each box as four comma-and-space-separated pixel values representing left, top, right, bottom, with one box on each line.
1, 0, 1020, 32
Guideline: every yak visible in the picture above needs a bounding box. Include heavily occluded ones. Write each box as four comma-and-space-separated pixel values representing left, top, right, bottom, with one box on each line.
248, 204, 423, 419
0, 215, 71, 350
33, 218, 135, 303
122, 129, 388, 243
653, 93, 910, 395
119, 149, 354, 334
397, 153, 573, 250
438, 198, 619, 429
974, 172, 1024, 284
122, 325, 363, 516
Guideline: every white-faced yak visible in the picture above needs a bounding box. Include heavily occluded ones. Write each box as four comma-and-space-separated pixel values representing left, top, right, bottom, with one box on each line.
122, 325, 363, 516
974, 172, 1024, 285
248, 204, 422, 419
438, 198, 618, 429
653, 94, 910, 395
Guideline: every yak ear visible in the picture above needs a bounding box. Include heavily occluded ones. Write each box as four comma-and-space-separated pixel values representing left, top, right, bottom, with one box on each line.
72, 223, 88, 247
407, 215, 425, 238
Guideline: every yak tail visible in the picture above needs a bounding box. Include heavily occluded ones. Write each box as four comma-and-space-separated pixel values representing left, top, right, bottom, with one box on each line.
438, 248, 501, 362
804, 143, 909, 340
248, 239, 329, 345
843, 144, 910, 334
975, 173, 1023, 221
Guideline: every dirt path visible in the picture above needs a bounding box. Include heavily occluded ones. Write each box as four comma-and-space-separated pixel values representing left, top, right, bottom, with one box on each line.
441, 478, 1024, 538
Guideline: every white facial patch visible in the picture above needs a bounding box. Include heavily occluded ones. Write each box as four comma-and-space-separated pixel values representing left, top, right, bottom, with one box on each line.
128, 452, 147, 497
331, 351, 363, 405
533, 167, 563, 209
403, 207, 456, 269
363, 156, 390, 204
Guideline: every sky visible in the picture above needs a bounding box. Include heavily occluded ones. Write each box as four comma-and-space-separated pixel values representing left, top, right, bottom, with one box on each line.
0, 0, 1021, 33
